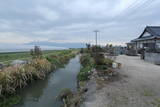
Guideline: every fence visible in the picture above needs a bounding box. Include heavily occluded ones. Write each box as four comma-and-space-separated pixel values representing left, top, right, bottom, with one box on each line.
145, 52, 160, 65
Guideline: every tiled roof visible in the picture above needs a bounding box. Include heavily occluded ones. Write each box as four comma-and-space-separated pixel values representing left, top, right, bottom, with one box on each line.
131, 26, 160, 42
139, 26, 160, 38
148, 26, 160, 37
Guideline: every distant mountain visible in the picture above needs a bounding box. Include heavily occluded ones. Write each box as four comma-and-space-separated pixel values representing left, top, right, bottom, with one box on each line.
0, 42, 85, 53
0, 43, 65, 53
25, 41, 85, 49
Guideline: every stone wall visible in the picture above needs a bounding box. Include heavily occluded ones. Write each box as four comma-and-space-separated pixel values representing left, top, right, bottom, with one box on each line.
145, 52, 160, 65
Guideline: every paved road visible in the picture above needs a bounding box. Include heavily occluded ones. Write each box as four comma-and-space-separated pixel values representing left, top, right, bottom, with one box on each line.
82, 55, 160, 107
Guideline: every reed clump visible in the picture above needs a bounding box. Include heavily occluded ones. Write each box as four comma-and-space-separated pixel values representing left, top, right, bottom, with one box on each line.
0, 58, 51, 98
46, 51, 76, 69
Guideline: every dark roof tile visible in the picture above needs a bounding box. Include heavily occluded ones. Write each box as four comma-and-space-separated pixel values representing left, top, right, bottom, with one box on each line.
131, 26, 160, 42
147, 26, 160, 36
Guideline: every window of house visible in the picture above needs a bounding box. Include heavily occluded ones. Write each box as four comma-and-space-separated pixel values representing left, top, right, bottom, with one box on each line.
140, 44, 143, 48
156, 43, 160, 52
156, 43, 160, 48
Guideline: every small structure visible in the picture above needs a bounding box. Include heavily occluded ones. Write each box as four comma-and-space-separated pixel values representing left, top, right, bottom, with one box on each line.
126, 42, 137, 56
128, 26, 160, 64
11, 60, 27, 66
113, 46, 126, 55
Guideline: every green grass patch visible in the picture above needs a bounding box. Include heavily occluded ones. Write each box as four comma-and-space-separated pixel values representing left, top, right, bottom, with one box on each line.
150, 98, 160, 107
0, 50, 77, 65
143, 90, 154, 96
0, 95, 21, 107
77, 54, 95, 81
0, 52, 31, 64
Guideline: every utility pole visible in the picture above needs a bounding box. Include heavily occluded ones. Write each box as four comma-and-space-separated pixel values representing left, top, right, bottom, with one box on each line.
94, 30, 99, 46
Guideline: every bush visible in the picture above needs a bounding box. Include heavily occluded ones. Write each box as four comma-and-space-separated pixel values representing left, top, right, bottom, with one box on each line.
30, 58, 51, 79
46, 51, 76, 69
90, 45, 104, 53
10, 66, 28, 89
80, 54, 91, 67
0, 95, 21, 107
58, 88, 73, 100
0, 58, 52, 97
104, 58, 113, 67
30, 46, 43, 59
77, 66, 91, 81
93, 53, 105, 65
0, 71, 15, 96
78, 54, 95, 81
78, 47, 114, 80
77, 71, 89, 81
95, 65, 108, 70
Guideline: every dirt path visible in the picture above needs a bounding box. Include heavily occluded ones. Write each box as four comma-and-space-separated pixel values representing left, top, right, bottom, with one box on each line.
81, 55, 160, 107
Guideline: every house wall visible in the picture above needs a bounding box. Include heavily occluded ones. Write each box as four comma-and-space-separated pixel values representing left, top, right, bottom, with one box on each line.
145, 52, 160, 64
136, 39, 159, 49
156, 40, 160, 49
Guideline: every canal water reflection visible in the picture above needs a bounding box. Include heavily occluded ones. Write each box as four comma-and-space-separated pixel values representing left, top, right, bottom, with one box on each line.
15, 55, 80, 107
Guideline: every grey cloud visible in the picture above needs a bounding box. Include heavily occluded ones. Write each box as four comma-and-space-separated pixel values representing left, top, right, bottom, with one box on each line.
0, 0, 160, 46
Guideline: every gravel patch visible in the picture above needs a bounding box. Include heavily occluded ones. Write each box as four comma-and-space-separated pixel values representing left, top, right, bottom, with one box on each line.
81, 55, 160, 107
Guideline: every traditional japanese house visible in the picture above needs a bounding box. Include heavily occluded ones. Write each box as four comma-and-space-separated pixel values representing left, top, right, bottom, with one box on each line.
131, 26, 160, 53
127, 26, 160, 64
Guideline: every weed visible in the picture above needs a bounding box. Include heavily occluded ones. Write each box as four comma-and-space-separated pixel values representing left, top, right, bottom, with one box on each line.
0, 95, 21, 107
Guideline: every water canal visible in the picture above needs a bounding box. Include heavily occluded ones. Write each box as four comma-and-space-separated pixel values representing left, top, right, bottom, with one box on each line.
15, 55, 80, 107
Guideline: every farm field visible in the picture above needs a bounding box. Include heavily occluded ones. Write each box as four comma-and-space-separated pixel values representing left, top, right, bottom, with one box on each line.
0, 50, 70, 64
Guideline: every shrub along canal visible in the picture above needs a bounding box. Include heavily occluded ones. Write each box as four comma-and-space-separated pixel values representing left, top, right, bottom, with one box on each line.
15, 55, 80, 107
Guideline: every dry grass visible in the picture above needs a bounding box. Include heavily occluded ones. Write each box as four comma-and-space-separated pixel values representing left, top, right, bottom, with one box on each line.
0, 58, 51, 97
0, 50, 77, 98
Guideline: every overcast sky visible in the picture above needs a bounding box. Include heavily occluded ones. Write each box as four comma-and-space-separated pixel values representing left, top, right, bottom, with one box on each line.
0, 0, 160, 46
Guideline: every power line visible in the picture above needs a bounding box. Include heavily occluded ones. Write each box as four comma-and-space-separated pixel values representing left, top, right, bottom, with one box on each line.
111, 0, 154, 20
